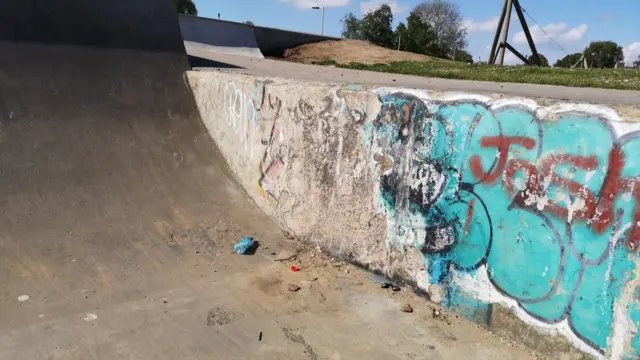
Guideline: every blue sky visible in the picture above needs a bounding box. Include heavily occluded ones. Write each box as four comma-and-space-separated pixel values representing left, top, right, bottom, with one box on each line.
194, 0, 640, 65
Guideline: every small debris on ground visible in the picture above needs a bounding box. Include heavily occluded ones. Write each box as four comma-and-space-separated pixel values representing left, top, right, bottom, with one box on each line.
401, 304, 414, 313
290, 265, 300, 272
17, 295, 29, 302
258, 331, 263, 341
233, 236, 257, 255
433, 308, 441, 317
368, 276, 401, 291
274, 250, 296, 262
287, 283, 301, 292
83, 312, 98, 322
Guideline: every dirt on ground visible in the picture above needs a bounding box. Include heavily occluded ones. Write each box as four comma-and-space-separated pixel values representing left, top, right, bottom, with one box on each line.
2, 217, 549, 359
282, 39, 439, 65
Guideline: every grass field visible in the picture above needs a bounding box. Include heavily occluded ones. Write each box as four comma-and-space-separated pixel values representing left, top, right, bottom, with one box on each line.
315, 60, 640, 91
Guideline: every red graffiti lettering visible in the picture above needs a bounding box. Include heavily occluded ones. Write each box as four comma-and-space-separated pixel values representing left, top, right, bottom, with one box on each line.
504, 158, 540, 200
619, 178, 640, 250
470, 136, 536, 184
539, 154, 598, 221
471, 138, 640, 250
464, 199, 476, 235
591, 147, 625, 233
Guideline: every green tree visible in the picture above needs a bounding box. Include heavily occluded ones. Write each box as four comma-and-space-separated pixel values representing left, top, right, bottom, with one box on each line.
402, 11, 441, 56
454, 49, 474, 63
412, 0, 467, 58
528, 53, 549, 67
360, 4, 395, 48
341, 13, 363, 40
583, 41, 624, 68
174, 0, 197, 15
631, 54, 640, 69
553, 53, 583, 68
394, 22, 408, 51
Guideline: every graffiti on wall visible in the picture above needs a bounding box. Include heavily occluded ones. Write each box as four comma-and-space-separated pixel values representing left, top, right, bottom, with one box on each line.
223, 81, 285, 204
369, 91, 640, 357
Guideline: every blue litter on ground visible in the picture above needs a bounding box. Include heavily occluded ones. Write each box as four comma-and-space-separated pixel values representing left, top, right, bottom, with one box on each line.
233, 237, 255, 255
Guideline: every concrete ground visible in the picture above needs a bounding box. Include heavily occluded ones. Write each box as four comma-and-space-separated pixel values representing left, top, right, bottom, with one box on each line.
0, 195, 543, 360
188, 49, 640, 106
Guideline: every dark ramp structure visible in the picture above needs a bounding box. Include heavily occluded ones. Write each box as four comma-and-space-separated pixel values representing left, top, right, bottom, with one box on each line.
0, 1, 286, 358
179, 14, 265, 59
177, 14, 340, 61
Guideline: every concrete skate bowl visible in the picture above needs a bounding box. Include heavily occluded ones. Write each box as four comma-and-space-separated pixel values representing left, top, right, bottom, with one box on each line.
0, 1, 288, 357
252, 25, 339, 57
187, 70, 640, 359
178, 14, 264, 60
178, 14, 339, 62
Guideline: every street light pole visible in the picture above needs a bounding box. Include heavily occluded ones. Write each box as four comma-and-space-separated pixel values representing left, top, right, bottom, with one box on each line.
311, 6, 324, 35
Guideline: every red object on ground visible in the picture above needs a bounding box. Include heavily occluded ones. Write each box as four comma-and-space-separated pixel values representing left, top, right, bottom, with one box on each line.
290, 265, 300, 272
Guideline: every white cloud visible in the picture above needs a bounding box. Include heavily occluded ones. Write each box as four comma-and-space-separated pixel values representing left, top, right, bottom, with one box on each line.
462, 16, 500, 33
360, 0, 408, 15
624, 42, 640, 65
280, 0, 349, 9
497, 51, 521, 66
474, 45, 527, 65
513, 23, 587, 46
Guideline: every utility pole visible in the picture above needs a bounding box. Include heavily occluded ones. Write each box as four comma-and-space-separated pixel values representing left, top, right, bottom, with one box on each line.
496, 0, 513, 65
312, 6, 325, 35
488, 0, 540, 66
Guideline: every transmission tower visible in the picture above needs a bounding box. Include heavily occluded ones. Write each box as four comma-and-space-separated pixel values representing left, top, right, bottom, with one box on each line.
488, 0, 540, 66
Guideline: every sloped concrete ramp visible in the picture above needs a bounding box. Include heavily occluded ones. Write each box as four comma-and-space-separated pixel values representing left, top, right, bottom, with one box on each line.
179, 14, 265, 59
0, 1, 565, 359
0, 0, 288, 358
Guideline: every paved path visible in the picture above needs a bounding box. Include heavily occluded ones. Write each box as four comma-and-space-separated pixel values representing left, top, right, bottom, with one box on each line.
189, 49, 640, 106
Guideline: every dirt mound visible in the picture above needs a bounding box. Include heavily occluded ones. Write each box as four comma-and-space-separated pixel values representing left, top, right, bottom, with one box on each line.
283, 39, 438, 65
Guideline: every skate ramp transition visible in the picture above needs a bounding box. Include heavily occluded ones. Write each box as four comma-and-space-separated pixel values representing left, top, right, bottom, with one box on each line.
4, 0, 640, 358
178, 14, 338, 59
187, 68, 640, 359
178, 15, 265, 59
0, 0, 290, 357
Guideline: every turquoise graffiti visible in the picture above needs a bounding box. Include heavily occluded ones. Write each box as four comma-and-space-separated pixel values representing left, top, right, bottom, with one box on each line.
369, 92, 640, 356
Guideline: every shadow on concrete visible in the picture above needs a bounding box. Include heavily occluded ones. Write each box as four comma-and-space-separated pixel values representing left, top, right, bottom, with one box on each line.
0, 0, 184, 52
187, 55, 243, 69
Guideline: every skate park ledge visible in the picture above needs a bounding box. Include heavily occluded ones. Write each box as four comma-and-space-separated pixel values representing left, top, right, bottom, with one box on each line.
186, 69, 640, 360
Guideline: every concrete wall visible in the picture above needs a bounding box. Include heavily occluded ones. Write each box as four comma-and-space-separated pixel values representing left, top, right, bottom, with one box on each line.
187, 70, 640, 359
253, 26, 339, 57
178, 15, 264, 58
